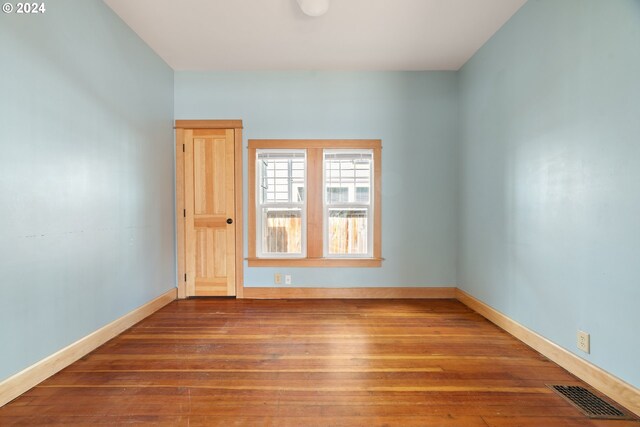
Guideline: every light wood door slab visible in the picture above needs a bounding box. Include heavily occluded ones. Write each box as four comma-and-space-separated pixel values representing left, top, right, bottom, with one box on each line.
184, 129, 236, 296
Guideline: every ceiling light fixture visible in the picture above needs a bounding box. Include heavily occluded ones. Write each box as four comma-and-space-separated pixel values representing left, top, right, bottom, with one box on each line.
296, 0, 329, 17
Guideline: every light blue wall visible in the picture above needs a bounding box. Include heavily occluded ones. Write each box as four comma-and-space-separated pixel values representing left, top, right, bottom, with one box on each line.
459, 0, 640, 388
175, 72, 458, 287
0, 1, 175, 381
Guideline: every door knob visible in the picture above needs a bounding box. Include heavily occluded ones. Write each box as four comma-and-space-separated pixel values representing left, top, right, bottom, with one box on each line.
226, 218, 233, 224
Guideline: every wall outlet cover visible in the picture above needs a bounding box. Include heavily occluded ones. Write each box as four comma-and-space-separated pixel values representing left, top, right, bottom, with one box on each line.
577, 330, 590, 353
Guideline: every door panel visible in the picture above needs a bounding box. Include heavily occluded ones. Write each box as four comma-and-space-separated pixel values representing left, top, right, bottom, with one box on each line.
185, 129, 236, 296
194, 229, 227, 278
194, 137, 228, 215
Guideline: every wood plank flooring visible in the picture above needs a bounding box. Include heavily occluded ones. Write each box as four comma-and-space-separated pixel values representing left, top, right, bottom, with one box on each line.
1, 299, 638, 426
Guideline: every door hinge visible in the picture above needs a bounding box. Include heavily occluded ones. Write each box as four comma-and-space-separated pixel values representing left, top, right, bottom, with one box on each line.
184, 273, 187, 282
182, 144, 185, 152
183, 209, 186, 218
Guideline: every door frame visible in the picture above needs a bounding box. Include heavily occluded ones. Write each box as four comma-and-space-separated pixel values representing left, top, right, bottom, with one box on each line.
175, 120, 244, 298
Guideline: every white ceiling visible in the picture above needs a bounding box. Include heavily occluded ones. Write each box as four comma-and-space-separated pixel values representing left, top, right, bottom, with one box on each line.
104, 0, 527, 71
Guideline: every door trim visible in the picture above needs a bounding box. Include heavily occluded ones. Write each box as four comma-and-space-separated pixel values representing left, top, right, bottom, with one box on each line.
175, 120, 243, 130
175, 120, 243, 298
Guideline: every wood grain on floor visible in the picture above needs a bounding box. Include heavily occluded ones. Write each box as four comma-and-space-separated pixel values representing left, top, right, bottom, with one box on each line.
1, 299, 637, 426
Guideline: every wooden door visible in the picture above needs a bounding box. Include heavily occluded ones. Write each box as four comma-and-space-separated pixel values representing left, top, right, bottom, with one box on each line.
184, 129, 236, 296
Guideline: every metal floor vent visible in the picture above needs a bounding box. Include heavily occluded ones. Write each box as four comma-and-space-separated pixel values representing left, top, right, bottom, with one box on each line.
549, 385, 634, 420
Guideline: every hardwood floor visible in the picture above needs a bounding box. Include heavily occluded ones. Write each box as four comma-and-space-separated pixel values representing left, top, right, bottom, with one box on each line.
1, 299, 637, 426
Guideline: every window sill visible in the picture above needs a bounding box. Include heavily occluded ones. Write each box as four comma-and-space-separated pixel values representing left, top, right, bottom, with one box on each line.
247, 258, 383, 268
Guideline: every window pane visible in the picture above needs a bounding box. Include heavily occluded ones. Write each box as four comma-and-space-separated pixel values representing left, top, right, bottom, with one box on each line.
258, 152, 305, 204
327, 208, 368, 255
324, 151, 372, 204
262, 208, 302, 255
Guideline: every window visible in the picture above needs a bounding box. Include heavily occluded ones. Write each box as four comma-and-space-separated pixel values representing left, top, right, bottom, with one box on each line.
256, 150, 306, 257
324, 150, 373, 257
248, 140, 382, 267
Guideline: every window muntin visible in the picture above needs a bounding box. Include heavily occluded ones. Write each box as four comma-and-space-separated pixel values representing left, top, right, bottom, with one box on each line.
256, 150, 306, 257
323, 150, 373, 257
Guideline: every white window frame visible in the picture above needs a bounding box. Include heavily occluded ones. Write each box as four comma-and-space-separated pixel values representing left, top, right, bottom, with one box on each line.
322, 149, 374, 258
255, 149, 307, 258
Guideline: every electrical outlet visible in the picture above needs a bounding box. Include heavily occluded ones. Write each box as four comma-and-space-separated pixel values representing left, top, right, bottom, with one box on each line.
274, 273, 282, 285
285, 274, 292, 285
577, 330, 590, 353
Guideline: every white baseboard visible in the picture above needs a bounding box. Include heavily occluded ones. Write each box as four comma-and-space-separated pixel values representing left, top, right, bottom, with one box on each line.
455, 288, 640, 417
0, 288, 177, 407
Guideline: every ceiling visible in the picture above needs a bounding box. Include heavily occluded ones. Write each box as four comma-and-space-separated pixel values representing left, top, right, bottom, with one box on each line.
103, 0, 527, 71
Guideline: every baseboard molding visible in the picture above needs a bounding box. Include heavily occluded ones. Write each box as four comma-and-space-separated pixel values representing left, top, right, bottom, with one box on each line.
0, 288, 177, 407
455, 288, 640, 417
242, 286, 456, 299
